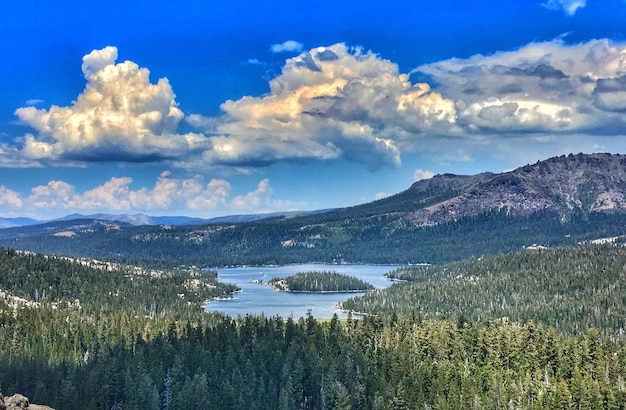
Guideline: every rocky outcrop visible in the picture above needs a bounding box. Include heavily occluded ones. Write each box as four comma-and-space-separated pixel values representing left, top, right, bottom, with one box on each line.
404, 153, 626, 225
0, 393, 54, 410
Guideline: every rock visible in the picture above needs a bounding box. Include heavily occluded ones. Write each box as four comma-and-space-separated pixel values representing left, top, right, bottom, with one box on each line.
4, 394, 28, 409
0, 393, 54, 410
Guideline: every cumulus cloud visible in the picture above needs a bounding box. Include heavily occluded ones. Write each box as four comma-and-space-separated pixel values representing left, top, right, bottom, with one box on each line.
416, 38, 626, 138
12, 40, 626, 174
543, 0, 586, 15
0, 174, 301, 218
270, 40, 304, 53
231, 178, 273, 210
0, 144, 43, 168
195, 43, 456, 171
413, 169, 435, 181
0, 186, 23, 208
1, 174, 232, 215
187, 178, 232, 210
15, 46, 207, 164
228, 179, 305, 212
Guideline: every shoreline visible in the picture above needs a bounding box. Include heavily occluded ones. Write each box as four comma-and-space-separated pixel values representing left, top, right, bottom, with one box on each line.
334, 304, 369, 317
267, 282, 372, 293
205, 289, 243, 304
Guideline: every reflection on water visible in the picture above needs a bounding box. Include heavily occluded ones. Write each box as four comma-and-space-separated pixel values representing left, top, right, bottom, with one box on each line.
205, 263, 398, 319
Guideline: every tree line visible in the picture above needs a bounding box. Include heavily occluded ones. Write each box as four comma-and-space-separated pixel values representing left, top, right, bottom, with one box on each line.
2, 308, 626, 409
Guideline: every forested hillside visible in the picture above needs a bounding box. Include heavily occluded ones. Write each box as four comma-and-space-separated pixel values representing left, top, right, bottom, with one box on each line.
2, 245, 626, 408
3, 304, 626, 409
3, 210, 626, 267
0, 248, 238, 316
343, 245, 626, 338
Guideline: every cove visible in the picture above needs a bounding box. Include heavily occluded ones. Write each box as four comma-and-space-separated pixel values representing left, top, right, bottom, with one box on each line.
205, 263, 398, 318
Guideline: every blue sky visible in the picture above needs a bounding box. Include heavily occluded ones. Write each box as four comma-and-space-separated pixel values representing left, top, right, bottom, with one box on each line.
2, 0, 626, 219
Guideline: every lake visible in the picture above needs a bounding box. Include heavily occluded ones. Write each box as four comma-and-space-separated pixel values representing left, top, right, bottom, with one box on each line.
205, 263, 398, 318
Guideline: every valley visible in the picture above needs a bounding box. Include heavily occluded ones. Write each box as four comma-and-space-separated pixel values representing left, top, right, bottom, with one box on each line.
3, 153, 626, 408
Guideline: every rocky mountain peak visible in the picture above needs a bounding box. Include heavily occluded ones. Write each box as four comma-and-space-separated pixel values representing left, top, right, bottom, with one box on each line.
404, 153, 626, 226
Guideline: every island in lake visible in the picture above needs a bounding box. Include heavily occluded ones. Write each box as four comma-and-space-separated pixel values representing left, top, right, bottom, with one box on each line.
268, 270, 375, 292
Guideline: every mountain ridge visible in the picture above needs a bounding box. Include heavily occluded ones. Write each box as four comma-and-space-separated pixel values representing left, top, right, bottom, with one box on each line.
3, 153, 626, 265
0, 210, 332, 229
403, 152, 626, 225
5, 152, 624, 229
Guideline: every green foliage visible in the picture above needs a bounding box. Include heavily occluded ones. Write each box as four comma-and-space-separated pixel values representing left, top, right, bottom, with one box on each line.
0, 247, 238, 317
3, 245, 626, 408
268, 271, 374, 292
5, 210, 626, 267
344, 244, 626, 338
2, 308, 626, 409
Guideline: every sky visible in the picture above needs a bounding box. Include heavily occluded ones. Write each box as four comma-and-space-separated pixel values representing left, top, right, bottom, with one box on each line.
2, 0, 626, 220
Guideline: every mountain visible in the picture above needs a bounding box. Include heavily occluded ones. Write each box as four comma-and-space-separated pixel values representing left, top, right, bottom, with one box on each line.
3, 153, 626, 266
47, 210, 330, 227
53, 213, 207, 226
323, 152, 626, 226
0, 219, 131, 241
404, 152, 626, 225
0, 217, 41, 229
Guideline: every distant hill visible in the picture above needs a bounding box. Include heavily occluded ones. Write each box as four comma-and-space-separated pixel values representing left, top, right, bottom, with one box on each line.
53, 213, 208, 226
3, 153, 626, 266
0, 217, 41, 229
0, 219, 131, 241
43, 210, 331, 227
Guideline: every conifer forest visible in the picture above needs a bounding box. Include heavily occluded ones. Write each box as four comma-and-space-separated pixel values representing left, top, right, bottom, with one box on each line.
2, 245, 626, 408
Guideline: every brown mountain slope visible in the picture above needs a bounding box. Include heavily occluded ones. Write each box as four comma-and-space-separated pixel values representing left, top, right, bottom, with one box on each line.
403, 153, 626, 226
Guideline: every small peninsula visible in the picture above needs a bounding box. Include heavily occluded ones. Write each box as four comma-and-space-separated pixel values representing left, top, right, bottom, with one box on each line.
268, 271, 374, 293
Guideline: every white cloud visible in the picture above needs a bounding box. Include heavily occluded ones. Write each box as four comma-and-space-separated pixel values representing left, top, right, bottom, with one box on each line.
195, 43, 456, 171
375, 192, 391, 200
2, 174, 233, 215
231, 178, 273, 210
0, 186, 23, 208
417, 38, 626, 138
413, 169, 435, 181
11, 39, 626, 175
29, 180, 77, 209
270, 40, 303, 53
0, 143, 43, 168
243, 58, 266, 66
0, 174, 303, 218
80, 177, 134, 210
187, 179, 232, 209
543, 0, 586, 15
15, 46, 208, 164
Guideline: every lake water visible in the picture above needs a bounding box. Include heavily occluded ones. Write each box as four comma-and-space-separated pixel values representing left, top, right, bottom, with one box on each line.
205, 263, 398, 319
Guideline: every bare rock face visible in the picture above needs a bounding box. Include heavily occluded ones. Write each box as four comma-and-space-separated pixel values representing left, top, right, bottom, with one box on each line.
403, 153, 626, 226
4, 394, 28, 409
1, 394, 54, 410
26, 405, 55, 410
